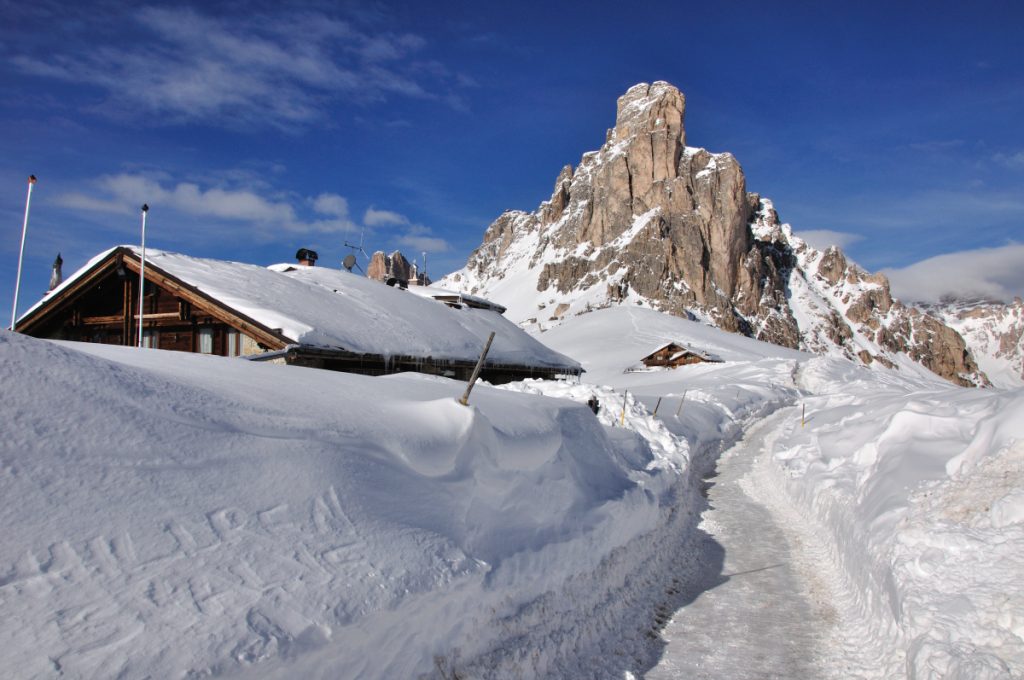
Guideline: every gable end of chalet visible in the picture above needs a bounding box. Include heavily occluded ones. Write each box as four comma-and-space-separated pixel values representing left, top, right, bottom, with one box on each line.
16, 247, 291, 357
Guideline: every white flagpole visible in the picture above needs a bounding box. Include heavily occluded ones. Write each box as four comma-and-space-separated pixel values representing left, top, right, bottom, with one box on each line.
137, 204, 149, 348
10, 175, 37, 332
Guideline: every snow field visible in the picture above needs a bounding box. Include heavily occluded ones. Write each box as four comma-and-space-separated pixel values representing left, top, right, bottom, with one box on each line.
1, 326, 775, 679
761, 357, 1024, 678
5, 299, 1022, 678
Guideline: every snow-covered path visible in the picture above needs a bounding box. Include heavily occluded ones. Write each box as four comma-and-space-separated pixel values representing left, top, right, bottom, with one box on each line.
648, 411, 831, 679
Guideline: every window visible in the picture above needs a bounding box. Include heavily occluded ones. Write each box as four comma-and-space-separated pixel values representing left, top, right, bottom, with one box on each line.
142, 330, 158, 348
198, 327, 214, 354
227, 329, 240, 357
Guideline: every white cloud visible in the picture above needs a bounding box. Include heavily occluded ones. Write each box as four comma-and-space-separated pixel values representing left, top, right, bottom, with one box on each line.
882, 243, 1024, 303
993, 150, 1024, 169
57, 174, 357, 235
364, 207, 408, 226
397, 234, 450, 253
313, 194, 350, 218
361, 208, 450, 252
9, 6, 470, 129
798, 229, 864, 251
397, 224, 450, 253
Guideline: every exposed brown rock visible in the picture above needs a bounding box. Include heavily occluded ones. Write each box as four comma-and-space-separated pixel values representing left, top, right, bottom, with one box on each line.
446, 81, 989, 387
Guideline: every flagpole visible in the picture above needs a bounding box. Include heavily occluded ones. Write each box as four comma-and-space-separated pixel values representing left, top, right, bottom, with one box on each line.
137, 204, 149, 348
9, 175, 37, 332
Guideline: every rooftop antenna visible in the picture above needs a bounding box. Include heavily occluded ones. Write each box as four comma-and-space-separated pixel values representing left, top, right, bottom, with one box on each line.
10, 174, 37, 331
137, 204, 149, 348
344, 228, 370, 262
342, 252, 363, 274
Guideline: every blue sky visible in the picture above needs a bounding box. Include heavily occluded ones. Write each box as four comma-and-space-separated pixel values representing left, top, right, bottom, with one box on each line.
2, 0, 1023, 322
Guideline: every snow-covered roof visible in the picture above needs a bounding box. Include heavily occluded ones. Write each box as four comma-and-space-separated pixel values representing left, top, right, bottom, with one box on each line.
642, 340, 721, 363
21, 247, 580, 371
410, 285, 508, 313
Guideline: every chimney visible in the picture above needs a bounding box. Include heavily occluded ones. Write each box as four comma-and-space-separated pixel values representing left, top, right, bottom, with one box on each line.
295, 248, 318, 267
48, 253, 63, 291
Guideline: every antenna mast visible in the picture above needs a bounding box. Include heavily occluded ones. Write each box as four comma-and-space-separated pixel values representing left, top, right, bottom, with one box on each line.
9, 175, 37, 331
137, 204, 149, 347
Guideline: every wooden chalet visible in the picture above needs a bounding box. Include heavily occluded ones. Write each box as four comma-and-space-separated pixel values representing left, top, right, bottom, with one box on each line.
15, 247, 280, 356
15, 246, 582, 384
640, 341, 723, 369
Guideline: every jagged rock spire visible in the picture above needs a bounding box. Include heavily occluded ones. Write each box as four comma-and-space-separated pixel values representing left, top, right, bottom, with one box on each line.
442, 81, 988, 387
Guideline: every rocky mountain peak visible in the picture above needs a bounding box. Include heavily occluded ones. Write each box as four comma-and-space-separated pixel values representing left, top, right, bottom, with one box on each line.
613, 81, 686, 148
441, 82, 989, 387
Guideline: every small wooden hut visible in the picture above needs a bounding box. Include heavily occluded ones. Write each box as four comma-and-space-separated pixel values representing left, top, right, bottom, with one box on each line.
640, 341, 722, 369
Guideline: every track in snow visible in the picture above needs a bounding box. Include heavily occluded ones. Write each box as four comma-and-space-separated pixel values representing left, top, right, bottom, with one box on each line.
646, 410, 834, 679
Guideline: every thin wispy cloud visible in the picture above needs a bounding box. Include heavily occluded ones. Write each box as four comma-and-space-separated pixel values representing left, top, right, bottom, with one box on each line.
797, 229, 864, 251
7, 6, 470, 129
397, 224, 451, 253
58, 173, 358, 235
993, 150, 1024, 169
55, 173, 452, 257
903, 139, 966, 154
883, 243, 1024, 303
362, 206, 451, 252
364, 207, 408, 227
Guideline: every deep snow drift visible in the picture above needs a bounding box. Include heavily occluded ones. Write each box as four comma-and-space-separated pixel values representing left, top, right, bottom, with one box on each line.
3, 302, 1022, 679
537, 306, 1024, 678
0, 329, 647, 678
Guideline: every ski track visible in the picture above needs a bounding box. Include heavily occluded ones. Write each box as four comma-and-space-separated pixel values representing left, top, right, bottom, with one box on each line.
648, 409, 833, 679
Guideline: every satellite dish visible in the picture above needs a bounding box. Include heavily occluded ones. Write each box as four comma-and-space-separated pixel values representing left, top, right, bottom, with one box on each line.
342, 253, 356, 271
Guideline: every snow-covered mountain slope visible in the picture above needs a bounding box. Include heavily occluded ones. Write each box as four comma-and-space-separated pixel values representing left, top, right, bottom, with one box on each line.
917, 297, 1024, 389
439, 81, 985, 387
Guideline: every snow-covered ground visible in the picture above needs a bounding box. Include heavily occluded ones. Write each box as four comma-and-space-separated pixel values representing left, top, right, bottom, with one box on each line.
537, 306, 1024, 678
767, 358, 1024, 678
3, 303, 1022, 678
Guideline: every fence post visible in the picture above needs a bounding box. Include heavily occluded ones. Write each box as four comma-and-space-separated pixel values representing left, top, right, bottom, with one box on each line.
459, 331, 495, 406
675, 390, 687, 417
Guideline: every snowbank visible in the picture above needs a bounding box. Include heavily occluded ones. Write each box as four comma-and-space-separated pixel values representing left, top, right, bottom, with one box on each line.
0, 330, 682, 678
763, 357, 1024, 678
544, 306, 1024, 678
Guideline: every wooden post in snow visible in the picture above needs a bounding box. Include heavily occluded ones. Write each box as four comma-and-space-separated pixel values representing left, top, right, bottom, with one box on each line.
675, 390, 687, 418
802, 403, 806, 428
459, 331, 495, 406
652, 396, 662, 417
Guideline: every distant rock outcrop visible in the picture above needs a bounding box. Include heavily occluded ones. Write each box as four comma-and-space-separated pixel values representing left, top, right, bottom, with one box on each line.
367, 250, 430, 286
918, 297, 1024, 389
441, 81, 988, 387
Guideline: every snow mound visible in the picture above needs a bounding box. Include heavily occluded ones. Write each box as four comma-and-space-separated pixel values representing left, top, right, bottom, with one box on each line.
0, 331, 664, 678
763, 357, 1024, 677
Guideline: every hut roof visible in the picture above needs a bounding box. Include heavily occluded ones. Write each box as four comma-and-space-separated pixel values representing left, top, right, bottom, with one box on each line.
642, 340, 723, 363
19, 246, 580, 372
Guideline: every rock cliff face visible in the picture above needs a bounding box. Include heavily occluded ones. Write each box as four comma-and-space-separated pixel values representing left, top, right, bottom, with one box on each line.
367, 250, 431, 286
918, 297, 1024, 389
441, 82, 988, 387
